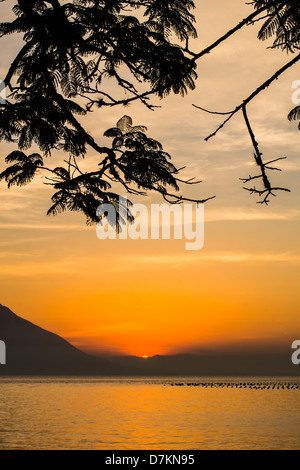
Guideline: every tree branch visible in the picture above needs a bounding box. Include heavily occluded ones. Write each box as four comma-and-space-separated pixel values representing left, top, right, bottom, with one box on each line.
4, 41, 34, 90
240, 104, 290, 204
193, 53, 300, 141
192, 5, 271, 62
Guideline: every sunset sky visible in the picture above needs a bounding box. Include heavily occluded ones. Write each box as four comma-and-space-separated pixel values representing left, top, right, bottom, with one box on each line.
0, 0, 299, 357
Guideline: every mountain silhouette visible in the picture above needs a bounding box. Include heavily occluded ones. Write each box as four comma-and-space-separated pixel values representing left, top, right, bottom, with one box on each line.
0, 304, 298, 376
108, 351, 299, 377
0, 304, 132, 375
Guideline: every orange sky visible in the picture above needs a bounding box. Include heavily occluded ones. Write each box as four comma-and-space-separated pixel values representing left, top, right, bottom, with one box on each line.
0, 0, 299, 357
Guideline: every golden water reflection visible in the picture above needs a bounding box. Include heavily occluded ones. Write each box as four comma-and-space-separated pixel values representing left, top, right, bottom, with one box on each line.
0, 377, 299, 449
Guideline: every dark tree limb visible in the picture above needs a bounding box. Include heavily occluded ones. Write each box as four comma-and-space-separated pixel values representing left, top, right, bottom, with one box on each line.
192, 5, 272, 62
240, 105, 290, 204
193, 51, 300, 204
193, 53, 300, 142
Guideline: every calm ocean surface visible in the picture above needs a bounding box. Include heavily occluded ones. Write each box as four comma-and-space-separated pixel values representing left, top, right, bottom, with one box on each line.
0, 376, 299, 450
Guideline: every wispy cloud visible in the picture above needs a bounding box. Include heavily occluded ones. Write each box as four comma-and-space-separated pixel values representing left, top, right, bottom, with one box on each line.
84, 250, 300, 273
65, 322, 146, 339
0, 222, 90, 230
0, 258, 83, 277
1, 247, 300, 278
119, 251, 300, 268
205, 207, 300, 222
0, 236, 51, 248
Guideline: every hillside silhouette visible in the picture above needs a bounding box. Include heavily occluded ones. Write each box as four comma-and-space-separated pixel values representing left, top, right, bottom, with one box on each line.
0, 304, 298, 376
0, 304, 131, 375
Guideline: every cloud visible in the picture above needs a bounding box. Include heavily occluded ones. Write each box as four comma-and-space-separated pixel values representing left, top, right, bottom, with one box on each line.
2, 249, 298, 279
0, 222, 90, 230
0, 236, 51, 247
65, 322, 146, 339
205, 207, 300, 222
121, 251, 300, 267
92, 250, 300, 273
0, 258, 83, 277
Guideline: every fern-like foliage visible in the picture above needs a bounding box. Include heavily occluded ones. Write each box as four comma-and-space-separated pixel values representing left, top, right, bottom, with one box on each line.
104, 115, 179, 193
256, 0, 300, 52
0, 150, 43, 187
0, 0, 198, 161
0, 115, 202, 226
288, 106, 300, 130
0, 1, 205, 224
254, 0, 300, 134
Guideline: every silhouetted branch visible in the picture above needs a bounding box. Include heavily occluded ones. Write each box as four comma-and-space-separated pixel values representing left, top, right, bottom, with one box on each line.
240, 105, 290, 204
192, 51, 299, 202
192, 105, 234, 116
193, 54, 300, 141
242, 104, 270, 189
194, 53, 300, 142
162, 192, 216, 205
1, 0, 299, 218
192, 5, 272, 62
4, 41, 34, 90
175, 176, 202, 185
243, 186, 290, 205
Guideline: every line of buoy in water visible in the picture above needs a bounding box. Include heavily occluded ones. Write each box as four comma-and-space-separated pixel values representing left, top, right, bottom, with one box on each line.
162, 381, 300, 389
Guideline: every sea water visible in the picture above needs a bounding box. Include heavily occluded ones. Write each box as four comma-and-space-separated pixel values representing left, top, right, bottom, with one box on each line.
0, 376, 299, 450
